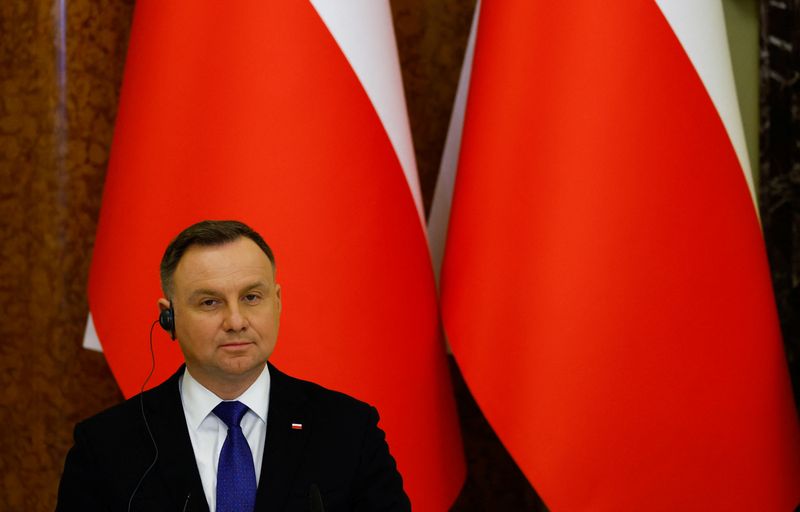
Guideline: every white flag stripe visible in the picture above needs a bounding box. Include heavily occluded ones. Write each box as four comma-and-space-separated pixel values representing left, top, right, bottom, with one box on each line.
428, 1, 480, 285
310, 0, 425, 224
82, 312, 103, 351
655, 0, 755, 206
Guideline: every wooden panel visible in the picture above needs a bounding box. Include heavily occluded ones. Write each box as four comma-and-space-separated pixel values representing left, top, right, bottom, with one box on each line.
391, 0, 477, 215
0, 1, 133, 509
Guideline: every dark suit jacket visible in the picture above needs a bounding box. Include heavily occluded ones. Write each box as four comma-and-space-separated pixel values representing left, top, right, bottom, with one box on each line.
56, 364, 410, 511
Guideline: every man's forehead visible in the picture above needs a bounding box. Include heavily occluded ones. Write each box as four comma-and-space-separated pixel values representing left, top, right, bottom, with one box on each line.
174, 239, 275, 283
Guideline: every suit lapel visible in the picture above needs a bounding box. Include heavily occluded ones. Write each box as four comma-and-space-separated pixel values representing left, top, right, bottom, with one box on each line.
144, 367, 209, 512
256, 364, 312, 510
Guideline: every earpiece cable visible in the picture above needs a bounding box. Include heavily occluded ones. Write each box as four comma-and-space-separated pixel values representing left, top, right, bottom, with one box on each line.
127, 320, 160, 512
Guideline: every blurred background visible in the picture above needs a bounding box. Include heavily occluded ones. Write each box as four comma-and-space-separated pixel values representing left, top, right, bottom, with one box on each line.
1, 0, 797, 510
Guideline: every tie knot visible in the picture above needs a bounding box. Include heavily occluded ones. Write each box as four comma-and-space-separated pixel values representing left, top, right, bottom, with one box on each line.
213, 400, 249, 428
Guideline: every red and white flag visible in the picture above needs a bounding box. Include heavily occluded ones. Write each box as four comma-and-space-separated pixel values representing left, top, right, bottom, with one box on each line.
434, 1, 800, 510
84, 1, 465, 508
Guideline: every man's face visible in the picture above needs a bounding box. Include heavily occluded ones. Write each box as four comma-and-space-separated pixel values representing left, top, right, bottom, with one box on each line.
161, 237, 281, 391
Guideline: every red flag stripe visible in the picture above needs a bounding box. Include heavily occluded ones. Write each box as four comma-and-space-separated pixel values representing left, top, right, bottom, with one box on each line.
442, 2, 800, 510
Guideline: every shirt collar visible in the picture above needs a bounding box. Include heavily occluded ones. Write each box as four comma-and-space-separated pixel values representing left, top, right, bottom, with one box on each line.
180, 364, 271, 431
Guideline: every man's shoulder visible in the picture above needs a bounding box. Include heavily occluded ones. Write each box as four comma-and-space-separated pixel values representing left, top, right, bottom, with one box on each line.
270, 364, 376, 419
268, 365, 410, 509
73, 370, 179, 437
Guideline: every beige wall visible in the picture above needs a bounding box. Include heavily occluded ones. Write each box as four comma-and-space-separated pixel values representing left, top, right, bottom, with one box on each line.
724, 0, 760, 184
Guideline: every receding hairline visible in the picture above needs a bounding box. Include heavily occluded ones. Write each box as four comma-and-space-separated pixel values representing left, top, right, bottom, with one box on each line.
178, 238, 277, 273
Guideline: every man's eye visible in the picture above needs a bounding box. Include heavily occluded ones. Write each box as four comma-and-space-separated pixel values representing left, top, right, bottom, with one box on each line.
243, 294, 261, 304
200, 299, 219, 307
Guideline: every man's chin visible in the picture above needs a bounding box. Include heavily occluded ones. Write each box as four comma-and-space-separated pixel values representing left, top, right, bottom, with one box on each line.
218, 357, 267, 377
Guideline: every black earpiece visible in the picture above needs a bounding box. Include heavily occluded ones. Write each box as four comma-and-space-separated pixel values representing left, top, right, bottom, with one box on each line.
158, 303, 176, 340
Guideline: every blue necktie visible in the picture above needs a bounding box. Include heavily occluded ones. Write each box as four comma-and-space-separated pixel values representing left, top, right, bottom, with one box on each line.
213, 401, 257, 512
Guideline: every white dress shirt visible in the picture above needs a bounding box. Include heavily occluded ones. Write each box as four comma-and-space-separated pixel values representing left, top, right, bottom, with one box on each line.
179, 364, 271, 512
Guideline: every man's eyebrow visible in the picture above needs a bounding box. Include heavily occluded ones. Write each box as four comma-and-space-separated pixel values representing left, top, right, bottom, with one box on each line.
187, 281, 271, 301
187, 288, 222, 301
240, 281, 270, 293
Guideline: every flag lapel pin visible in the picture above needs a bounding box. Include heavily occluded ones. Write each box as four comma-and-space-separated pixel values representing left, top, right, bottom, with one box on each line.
291, 422, 303, 430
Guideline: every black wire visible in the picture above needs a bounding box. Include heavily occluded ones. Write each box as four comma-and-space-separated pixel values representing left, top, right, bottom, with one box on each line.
127, 320, 160, 512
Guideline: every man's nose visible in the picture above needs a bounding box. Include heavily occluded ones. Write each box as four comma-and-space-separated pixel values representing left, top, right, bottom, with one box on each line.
222, 303, 248, 331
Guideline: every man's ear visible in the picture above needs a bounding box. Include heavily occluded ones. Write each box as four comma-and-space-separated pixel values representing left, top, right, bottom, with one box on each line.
156, 297, 176, 340
275, 284, 282, 313
157, 297, 171, 311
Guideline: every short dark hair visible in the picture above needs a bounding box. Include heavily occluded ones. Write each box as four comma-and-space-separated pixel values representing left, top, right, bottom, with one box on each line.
160, 220, 275, 297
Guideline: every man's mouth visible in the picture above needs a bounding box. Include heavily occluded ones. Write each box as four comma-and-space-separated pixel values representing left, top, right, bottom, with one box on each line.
220, 341, 252, 348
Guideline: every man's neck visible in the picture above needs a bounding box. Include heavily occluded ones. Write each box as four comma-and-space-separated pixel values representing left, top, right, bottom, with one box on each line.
190, 363, 268, 400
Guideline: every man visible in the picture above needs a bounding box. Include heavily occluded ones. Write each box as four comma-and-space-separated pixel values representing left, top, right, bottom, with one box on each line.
57, 220, 410, 511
